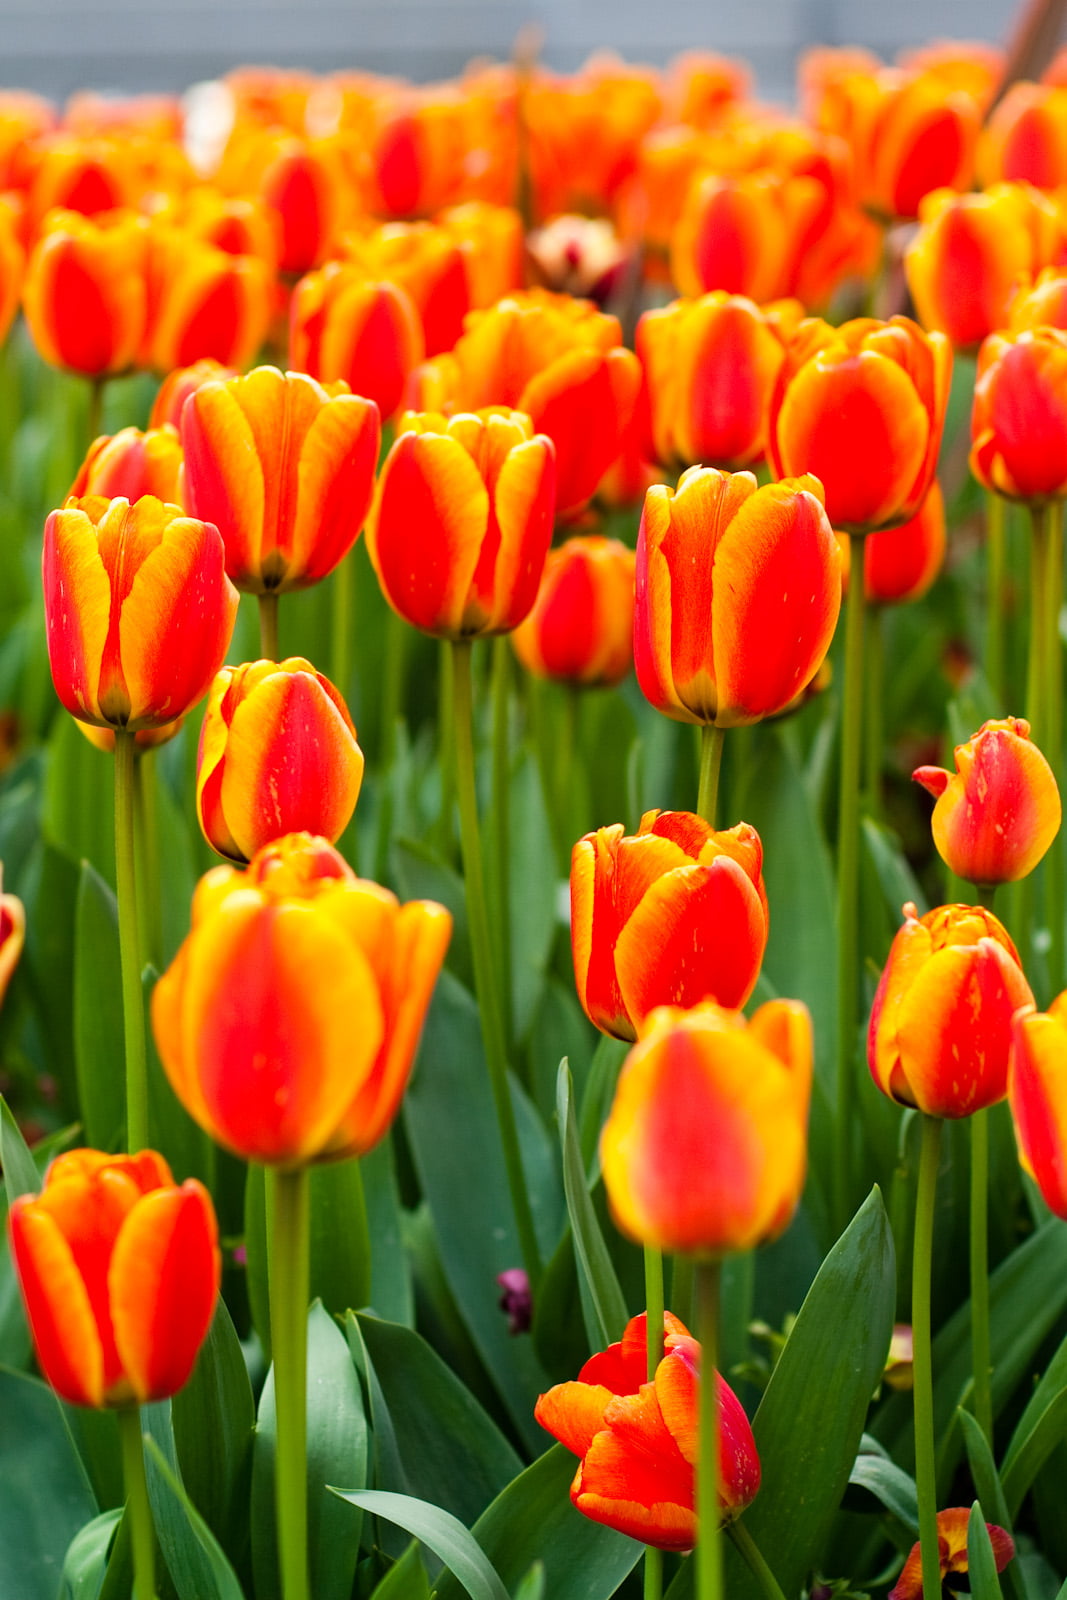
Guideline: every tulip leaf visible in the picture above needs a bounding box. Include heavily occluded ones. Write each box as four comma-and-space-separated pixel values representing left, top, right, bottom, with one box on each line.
1001, 1326, 1067, 1514
0, 1089, 41, 1201
332, 1489, 511, 1600
1001, 1387, 1067, 1523
393, 838, 473, 993
431, 1444, 642, 1600
20, 837, 79, 1112
171, 1297, 255, 1575
42, 715, 116, 888
506, 748, 558, 1041
846, 1446, 918, 1532
967, 1501, 1005, 1600
369, 1540, 431, 1599
309, 1156, 372, 1319
252, 1300, 368, 1600
862, 816, 928, 920
362, 1135, 414, 1326
512, 1563, 546, 1600
142, 1431, 246, 1600
0, 1368, 98, 1600
72, 861, 125, 1151
59, 1507, 122, 1600
556, 1058, 629, 1350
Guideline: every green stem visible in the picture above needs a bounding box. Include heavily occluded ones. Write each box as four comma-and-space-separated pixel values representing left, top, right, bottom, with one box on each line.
969, 1108, 993, 1446
373, 610, 408, 881
645, 1245, 665, 1379
835, 540, 868, 1234
489, 635, 513, 1047
986, 492, 1006, 708
87, 375, 105, 444
133, 752, 162, 971
697, 724, 725, 826
555, 685, 579, 866
727, 1521, 788, 1600
451, 639, 542, 1291
114, 729, 149, 1151
258, 592, 280, 662
696, 1257, 723, 1600
1045, 500, 1064, 994
267, 1165, 311, 1600
913, 1115, 944, 1600
671, 1254, 694, 1328
644, 1548, 663, 1600
436, 639, 455, 859
330, 550, 354, 700
118, 1407, 157, 1600
864, 605, 884, 818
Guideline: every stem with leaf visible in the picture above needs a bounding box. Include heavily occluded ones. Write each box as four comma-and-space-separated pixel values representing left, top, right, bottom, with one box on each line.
118, 1407, 157, 1600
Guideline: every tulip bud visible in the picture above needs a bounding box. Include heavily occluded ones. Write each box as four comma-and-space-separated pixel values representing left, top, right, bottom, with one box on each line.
197, 658, 364, 864
8, 1148, 219, 1408
149, 358, 236, 430
914, 717, 1061, 886
970, 328, 1067, 502
980, 81, 1067, 189
23, 208, 148, 378
844, 482, 946, 606
600, 1000, 812, 1254
868, 902, 1034, 1117
511, 536, 634, 688
141, 227, 273, 375
1010, 992, 1067, 1217
290, 266, 424, 422
69, 424, 183, 505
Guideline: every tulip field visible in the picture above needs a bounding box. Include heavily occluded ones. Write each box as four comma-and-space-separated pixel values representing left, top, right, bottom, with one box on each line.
7, 32, 1067, 1600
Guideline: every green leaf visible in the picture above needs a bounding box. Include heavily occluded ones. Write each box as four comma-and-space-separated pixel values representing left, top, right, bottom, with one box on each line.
73, 862, 125, 1151
42, 716, 116, 887
362, 1136, 414, 1325
512, 1564, 546, 1600
967, 1501, 1005, 1600
309, 1156, 372, 1318
59, 1508, 122, 1600
252, 1301, 368, 1600
171, 1297, 255, 1573
0, 1090, 42, 1200
369, 1540, 431, 1599
393, 839, 472, 993
243, 1163, 270, 1360
20, 839, 79, 1111
1001, 1387, 1067, 1523
431, 1445, 642, 1600
331, 1490, 510, 1600
862, 817, 928, 919
846, 1446, 918, 1532
0, 1367, 98, 1600
556, 1060, 628, 1350
1001, 1325, 1067, 1516
507, 749, 557, 1041
142, 1431, 246, 1600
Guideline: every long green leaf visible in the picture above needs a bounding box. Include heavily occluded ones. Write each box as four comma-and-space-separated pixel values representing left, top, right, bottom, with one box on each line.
72, 862, 124, 1151
967, 1502, 1005, 1600
332, 1489, 510, 1600
142, 1433, 245, 1600
846, 1448, 918, 1532
0, 1367, 98, 1600
1002, 1388, 1067, 1522
370, 1540, 431, 1599
0, 1091, 41, 1200
957, 1408, 1023, 1600
556, 1060, 628, 1350
171, 1297, 255, 1573
308, 1156, 371, 1318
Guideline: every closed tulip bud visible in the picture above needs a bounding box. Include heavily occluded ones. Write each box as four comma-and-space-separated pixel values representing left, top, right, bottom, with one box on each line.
511, 536, 634, 688
868, 902, 1034, 1117
43, 495, 239, 730
8, 1148, 219, 1408
1010, 993, 1067, 1217
571, 811, 769, 1041
601, 1000, 812, 1254
637, 293, 802, 471
534, 1311, 760, 1550
23, 208, 148, 378
149, 358, 237, 430
197, 657, 364, 863
769, 316, 951, 534
634, 467, 841, 727
70, 424, 183, 505
366, 408, 555, 639
180, 366, 381, 595
0, 871, 25, 1010
290, 265, 424, 422
970, 328, 1067, 502
914, 717, 1061, 886
141, 229, 273, 375
342, 220, 470, 358
838, 481, 946, 606
151, 834, 452, 1166
980, 82, 1067, 189
890, 1508, 1015, 1600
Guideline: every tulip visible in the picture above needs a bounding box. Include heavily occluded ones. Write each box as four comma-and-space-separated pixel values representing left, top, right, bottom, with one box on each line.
23, 137, 141, 232
511, 536, 634, 688
914, 717, 1061, 887
22, 208, 148, 378
197, 658, 364, 864
42, 494, 239, 731
0, 872, 25, 1010
342, 220, 470, 357
868, 902, 1034, 1118
257, 136, 345, 275
636, 292, 802, 471
669, 170, 827, 307
1009, 992, 1067, 1217
600, 1000, 812, 1255
151, 833, 452, 1166
980, 82, 1067, 190
1008, 266, 1067, 333
366, 409, 555, 639
435, 201, 525, 309
534, 1311, 760, 1549
180, 365, 381, 595
141, 227, 273, 375
852, 481, 946, 606
149, 358, 237, 430
8, 1148, 219, 1408
0, 199, 24, 348
290, 265, 424, 421
634, 466, 841, 727
769, 315, 951, 534
571, 811, 769, 1041
890, 1508, 1015, 1600
69, 424, 183, 505
970, 329, 1067, 502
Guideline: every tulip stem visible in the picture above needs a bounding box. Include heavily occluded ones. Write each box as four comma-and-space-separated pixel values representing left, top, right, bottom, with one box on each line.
1046, 500, 1064, 995
451, 638, 542, 1292
259, 592, 280, 662
986, 493, 1006, 708
697, 725, 725, 827
969, 1107, 993, 1447
114, 728, 149, 1152
118, 1408, 157, 1600
645, 1245, 665, 1379
437, 639, 456, 859
267, 1164, 311, 1600
374, 610, 408, 881
835, 540, 868, 1235
86, 375, 104, 445
489, 635, 514, 1047
913, 1114, 944, 1600
864, 606, 884, 819
133, 751, 163, 972
330, 550, 354, 702
695, 1256, 723, 1600
644, 1548, 663, 1600
727, 1520, 787, 1600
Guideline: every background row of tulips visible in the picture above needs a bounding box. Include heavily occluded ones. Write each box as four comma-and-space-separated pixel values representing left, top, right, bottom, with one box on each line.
6, 25, 1067, 1600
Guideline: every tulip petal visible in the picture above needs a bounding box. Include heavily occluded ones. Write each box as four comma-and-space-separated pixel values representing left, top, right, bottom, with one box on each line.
534, 1379, 616, 1457
42, 508, 111, 723
8, 1201, 105, 1406
290, 395, 380, 587
1010, 1009, 1067, 1216
181, 380, 267, 586
574, 1384, 695, 1551
485, 436, 556, 631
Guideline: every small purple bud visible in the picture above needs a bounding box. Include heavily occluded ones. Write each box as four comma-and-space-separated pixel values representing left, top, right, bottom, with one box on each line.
497, 1267, 532, 1334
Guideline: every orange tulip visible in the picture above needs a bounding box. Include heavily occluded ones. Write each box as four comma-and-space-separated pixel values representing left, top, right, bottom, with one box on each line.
511, 536, 634, 688
151, 834, 452, 1166
42, 495, 239, 731
980, 82, 1067, 190
366, 409, 555, 639
768, 316, 951, 534
156, 186, 280, 268
1009, 992, 1067, 1217
534, 1311, 760, 1550
149, 358, 236, 429
837, 481, 946, 606
1008, 265, 1067, 332
634, 467, 840, 727
69, 424, 183, 505
8, 1148, 219, 1408
197, 658, 364, 864
914, 717, 1061, 887
970, 328, 1067, 502
290, 265, 424, 421
904, 183, 1065, 352
257, 136, 345, 275
180, 366, 381, 595
571, 811, 769, 1042
868, 902, 1034, 1118
23, 137, 142, 234
670, 170, 828, 306
637, 292, 802, 470
0, 871, 25, 1010
434, 201, 524, 310
341, 220, 471, 357
600, 1000, 812, 1254
141, 226, 273, 375
890, 1508, 1014, 1600
22, 208, 148, 377
0, 199, 24, 347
